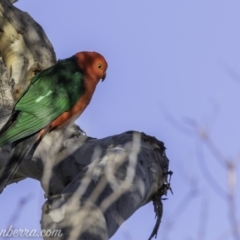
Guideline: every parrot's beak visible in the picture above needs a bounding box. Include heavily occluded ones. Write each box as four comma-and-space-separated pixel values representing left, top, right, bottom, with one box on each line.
102, 72, 106, 82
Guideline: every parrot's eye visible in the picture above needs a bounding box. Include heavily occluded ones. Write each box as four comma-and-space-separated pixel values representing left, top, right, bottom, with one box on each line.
97, 63, 102, 69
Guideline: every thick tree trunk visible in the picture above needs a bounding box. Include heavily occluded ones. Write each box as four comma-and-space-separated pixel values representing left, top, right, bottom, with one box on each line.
0, 1, 171, 239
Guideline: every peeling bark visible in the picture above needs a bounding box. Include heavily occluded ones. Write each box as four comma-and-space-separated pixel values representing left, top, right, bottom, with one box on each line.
0, 2, 171, 240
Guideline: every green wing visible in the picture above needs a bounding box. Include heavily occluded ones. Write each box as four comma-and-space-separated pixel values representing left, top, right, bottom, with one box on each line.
0, 57, 84, 147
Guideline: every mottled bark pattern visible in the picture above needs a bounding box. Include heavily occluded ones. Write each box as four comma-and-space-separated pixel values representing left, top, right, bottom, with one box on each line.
0, 0, 56, 101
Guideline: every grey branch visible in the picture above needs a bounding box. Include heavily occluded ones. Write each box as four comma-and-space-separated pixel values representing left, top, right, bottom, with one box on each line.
0, 2, 171, 239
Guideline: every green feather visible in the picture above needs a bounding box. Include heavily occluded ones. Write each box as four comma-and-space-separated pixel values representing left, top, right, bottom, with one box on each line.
0, 56, 84, 147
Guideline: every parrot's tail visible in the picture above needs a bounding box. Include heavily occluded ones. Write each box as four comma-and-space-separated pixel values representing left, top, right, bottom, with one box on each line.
0, 133, 39, 194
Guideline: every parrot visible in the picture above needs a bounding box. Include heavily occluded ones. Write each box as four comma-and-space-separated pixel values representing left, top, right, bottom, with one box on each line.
0, 51, 108, 193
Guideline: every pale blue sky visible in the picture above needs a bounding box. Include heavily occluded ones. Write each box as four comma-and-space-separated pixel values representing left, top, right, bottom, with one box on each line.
0, 1, 239, 239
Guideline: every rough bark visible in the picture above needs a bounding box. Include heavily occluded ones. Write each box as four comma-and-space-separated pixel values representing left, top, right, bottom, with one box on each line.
0, 1, 171, 240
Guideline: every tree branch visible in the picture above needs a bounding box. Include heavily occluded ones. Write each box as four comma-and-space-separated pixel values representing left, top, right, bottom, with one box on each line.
0, 0, 56, 103
39, 131, 169, 239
